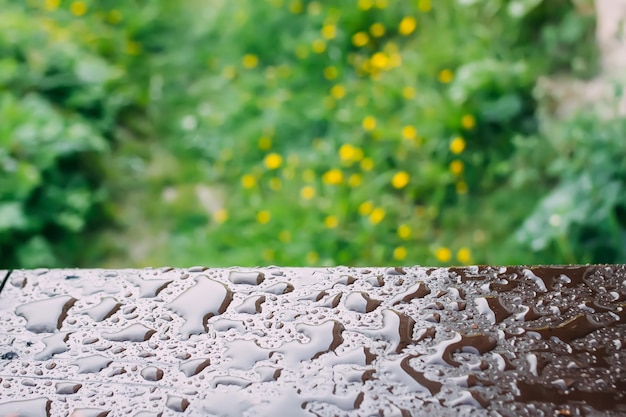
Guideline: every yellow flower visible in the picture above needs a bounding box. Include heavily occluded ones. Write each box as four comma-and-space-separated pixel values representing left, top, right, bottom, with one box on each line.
369, 207, 386, 224
339, 144, 357, 162
456, 181, 468, 194
418, 0, 432, 12
322, 168, 343, 185
321, 24, 336, 40
393, 246, 407, 261
125, 41, 141, 56
461, 114, 476, 130
370, 23, 385, 37
352, 32, 369, 48
402, 125, 417, 140
269, 178, 282, 190
262, 248, 275, 261
258, 136, 272, 150
438, 69, 454, 83
374, 0, 388, 8
241, 174, 256, 189
302, 169, 315, 182
279, 230, 292, 243
389, 53, 402, 68
353, 147, 364, 161
242, 54, 259, 69
282, 167, 294, 180
391, 171, 410, 189
457, 247, 471, 264
449, 137, 466, 154
45, 0, 60, 11
348, 173, 362, 187
264, 153, 282, 170
288, 0, 303, 13
323, 66, 338, 80
449, 160, 464, 175
295, 45, 309, 59
222, 65, 237, 80
312, 40, 326, 53
355, 94, 369, 107
370, 52, 389, 70
397, 224, 411, 240
257, 210, 271, 224
213, 209, 228, 224
398, 16, 416, 36
362, 116, 376, 131
107, 9, 122, 24
402, 86, 416, 99
360, 157, 374, 171
307, 1, 321, 15
70, 1, 87, 16
330, 84, 346, 99
300, 185, 316, 200
324, 215, 339, 229
306, 251, 319, 264
358, 201, 373, 216
358, 0, 373, 10
287, 153, 299, 166
435, 247, 451, 262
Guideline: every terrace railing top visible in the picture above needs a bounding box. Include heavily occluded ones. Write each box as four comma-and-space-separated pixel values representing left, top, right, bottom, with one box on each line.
0, 266, 625, 416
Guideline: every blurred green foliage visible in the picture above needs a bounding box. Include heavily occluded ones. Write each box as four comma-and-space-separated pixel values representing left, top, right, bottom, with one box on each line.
2, 0, 622, 268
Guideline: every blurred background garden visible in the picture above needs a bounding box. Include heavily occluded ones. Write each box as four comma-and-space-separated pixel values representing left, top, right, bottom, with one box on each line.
1, 0, 625, 269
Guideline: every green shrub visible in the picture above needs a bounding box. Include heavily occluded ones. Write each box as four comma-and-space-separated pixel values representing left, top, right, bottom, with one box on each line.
0, 0, 192, 267
515, 112, 626, 264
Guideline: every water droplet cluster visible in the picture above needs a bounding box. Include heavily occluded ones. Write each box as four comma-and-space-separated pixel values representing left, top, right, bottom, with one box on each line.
0, 265, 624, 415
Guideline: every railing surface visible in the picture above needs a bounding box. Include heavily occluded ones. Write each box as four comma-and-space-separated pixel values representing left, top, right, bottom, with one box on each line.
0, 266, 625, 416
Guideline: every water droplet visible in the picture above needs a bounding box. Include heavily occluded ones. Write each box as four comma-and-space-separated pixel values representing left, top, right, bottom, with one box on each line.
526, 314, 602, 343
446, 390, 484, 408
16, 296, 76, 333
384, 355, 441, 394
0, 397, 51, 417
391, 282, 430, 305
70, 408, 110, 417
141, 366, 164, 381
324, 347, 377, 367
108, 367, 126, 377
228, 271, 265, 285
475, 296, 512, 325
35, 331, 71, 360
276, 320, 344, 367
166, 395, 190, 412
263, 282, 294, 295
424, 332, 496, 367
522, 269, 548, 292
335, 275, 357, 285
255, 366, 282, 382
179, 358, 211, 377
361, 309, 416, 354
133, 411, 162, 417
166, 276, 233, 338
343, 292, 381, 313
102, 323, 156, 342
74, 354, 112, 373
10, 276, 27, 288
127, 275, 173, 298
209, 375, 253, 388
224, 339, 271, 369
385, 267, 406, 275
1, 351, 19, 360
234, 295, 265, 314
55, 382, 82, 394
